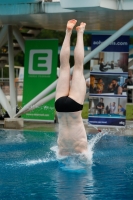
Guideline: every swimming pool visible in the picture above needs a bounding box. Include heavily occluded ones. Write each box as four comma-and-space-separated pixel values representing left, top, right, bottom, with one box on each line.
0, 129, 133, 200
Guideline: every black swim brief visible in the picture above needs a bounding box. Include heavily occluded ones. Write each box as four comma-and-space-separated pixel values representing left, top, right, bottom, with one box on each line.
55, 96, 83, 112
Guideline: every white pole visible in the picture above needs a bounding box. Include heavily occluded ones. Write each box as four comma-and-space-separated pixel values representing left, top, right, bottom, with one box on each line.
85, 72, 90, 79
0, 25, 8, 48
0, 35, 7, 49
16, 19, 133, 117
15, 80, 57, 117
15, 92, 56, 117
1, 68, 3, 81
128, 59, 133, 68
0, 87, 13, 118
28, 92, 56, 112
8, 25, 17, 116
129, 48, 133, 56
12, 26, 25, 53
57, 67, 60, 77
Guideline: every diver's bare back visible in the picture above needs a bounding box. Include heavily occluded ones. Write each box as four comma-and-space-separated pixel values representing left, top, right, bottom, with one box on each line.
57, 111, 88, 156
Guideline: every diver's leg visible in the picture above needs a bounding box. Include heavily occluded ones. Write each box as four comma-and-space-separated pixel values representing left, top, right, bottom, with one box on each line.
69, 22, 86, 104
55, 19, 77, 100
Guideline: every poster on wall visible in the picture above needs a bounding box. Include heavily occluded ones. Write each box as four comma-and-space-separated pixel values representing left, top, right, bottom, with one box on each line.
22, 39, 58, 122
89, 96, 127, 127
89, 73, 127, 97
90, 35, 129, 74
89, 35, 129, 127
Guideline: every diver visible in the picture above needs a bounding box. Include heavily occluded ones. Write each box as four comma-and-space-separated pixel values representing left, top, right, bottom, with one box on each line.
55, 19, 88, 160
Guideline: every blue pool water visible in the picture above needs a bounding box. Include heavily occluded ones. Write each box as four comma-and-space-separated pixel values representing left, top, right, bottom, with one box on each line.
0, 129, 133, 200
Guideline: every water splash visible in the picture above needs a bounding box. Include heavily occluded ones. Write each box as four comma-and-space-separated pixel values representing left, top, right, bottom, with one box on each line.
19, 158, 55, 166
87, 130, 108, 164
6, 148, 56, 167
6, 153, 56, 167
51, 131, 108, 171
6, 158, 56, 168
5, 130, 109, 170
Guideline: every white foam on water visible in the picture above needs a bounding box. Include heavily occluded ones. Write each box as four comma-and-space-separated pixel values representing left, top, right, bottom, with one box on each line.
6, 149, 57, 167
50, 131, 108, 171
19, 158, 55, 166
6, 157, 56, 167
50, 145, 59, 154
51, 146, 88, 171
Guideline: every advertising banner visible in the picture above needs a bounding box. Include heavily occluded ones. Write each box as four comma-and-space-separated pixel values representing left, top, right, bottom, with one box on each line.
89, 97, 127, 127
89, 35, 129, 127
22, 39, 58, 121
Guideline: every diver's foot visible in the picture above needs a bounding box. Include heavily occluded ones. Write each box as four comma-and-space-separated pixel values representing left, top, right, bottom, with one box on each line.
76, 22, 86, 33
66, 19, 77, 32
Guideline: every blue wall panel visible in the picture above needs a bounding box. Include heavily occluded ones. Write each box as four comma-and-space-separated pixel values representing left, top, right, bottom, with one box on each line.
0, 0, 41, 4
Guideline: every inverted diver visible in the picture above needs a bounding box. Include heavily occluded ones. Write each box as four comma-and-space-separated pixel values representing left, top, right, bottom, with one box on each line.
55, 19, 88, 160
